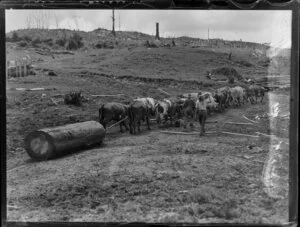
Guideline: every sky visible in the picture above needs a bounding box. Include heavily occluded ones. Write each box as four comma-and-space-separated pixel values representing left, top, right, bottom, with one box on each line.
5, 10, 291, 48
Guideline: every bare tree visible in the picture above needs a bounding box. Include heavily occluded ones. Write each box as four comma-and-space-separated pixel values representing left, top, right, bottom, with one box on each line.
44, 11, 50, 29
26, 14, 32, 29
112, 9, 116, 36
53, 12, 59, 29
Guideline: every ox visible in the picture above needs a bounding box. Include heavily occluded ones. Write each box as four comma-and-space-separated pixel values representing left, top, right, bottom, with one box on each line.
229, 86, 244, 108
182, 95, 196, 129
155, 99, 182, 126
127, 100, 150, 134
248, 85, 266, 104
217, 86, 231, 108
213, 92, 227, 112
99, 102, 129, 132
133, 97, 157, 116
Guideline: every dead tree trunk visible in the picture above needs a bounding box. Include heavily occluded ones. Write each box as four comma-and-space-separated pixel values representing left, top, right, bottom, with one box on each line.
155, 22, 160, 40
24, 121, 106, 161
112, 9, 116, 37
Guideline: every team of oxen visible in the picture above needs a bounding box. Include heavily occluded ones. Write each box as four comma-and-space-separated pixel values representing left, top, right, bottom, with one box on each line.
98, 84, 266, 134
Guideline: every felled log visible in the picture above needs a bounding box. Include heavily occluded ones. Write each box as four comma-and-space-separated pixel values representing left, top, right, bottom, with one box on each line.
160, 131, 216, 135
206, 120, 218, 124
242, 115, 258, 124
224, 122, 253, 125
91, 94, 124, 97
221, 131, 259, 138
157, 88, 171, 96
24, 121, 105, 161
255, 132, 276, 138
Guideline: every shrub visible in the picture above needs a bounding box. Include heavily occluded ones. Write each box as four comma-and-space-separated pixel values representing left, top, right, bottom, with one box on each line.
228, 76, 235, 84
66, 33, 84, 50
11, 32, 21, 42
32, 37, 41, 47
56, 37, 67, 47
18, 41, 27, 47
64, 91, 83, 106
211, 67, 243, 81
23, 35, 32, 42
95, 40, 115, 49
43, 38, 53, 46
95, 43, 103, 49
6, 35, 11, 42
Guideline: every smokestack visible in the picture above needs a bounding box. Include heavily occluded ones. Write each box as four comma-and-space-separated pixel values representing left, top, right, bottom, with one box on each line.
155, 22, 160, 40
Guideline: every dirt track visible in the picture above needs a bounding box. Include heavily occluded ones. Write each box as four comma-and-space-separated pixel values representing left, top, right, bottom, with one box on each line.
7, 92, 289, 223
6, 39, 290, 223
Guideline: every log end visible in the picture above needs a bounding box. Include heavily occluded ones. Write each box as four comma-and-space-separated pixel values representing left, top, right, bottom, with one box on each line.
24, 131, 55, 161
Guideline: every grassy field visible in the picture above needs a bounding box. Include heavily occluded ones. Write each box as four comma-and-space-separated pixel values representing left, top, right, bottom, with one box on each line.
6, 29, 290, 224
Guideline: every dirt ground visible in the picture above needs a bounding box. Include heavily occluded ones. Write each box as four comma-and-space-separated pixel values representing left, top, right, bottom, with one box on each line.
6, 37, 290, 224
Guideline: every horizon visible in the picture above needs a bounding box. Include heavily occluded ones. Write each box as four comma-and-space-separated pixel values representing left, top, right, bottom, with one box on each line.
6, 27, 290, 49
5, 10, 291, 49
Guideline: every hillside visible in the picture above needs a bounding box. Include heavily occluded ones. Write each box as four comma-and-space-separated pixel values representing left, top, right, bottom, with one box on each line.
7, 28, 288, 82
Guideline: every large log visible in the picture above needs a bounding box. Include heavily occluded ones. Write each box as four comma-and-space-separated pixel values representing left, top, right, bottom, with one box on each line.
24, 121, 105, 161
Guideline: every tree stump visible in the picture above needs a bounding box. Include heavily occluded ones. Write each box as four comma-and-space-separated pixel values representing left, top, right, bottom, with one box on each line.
24, 121, 105, 161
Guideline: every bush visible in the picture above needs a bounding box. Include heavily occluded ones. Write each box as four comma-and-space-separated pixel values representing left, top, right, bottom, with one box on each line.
23, 35, 32, 42
6, 36, 11, 42
145, 40, 158, 48
18, 41, 27, 47
64, 91, 83, 106
228, 76, 235, 84
43, 38, 53, 46
56, 37, 67, 47
32, 37, 41, 47
236, 60, 252, 67
95, 41, 114, 49
95, 43, 103, 49
11, 32, 21, 42
66, 33, 84, 50
211, 67, 243, 81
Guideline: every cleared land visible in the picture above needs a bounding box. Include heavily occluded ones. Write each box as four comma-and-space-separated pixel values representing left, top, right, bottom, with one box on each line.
6, 29, 290, 224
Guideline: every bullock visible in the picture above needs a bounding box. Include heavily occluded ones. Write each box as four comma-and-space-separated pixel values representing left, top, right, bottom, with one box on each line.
133, 97, 157, 116
155, 99, 182, 126
217, 86, 231, 108
213, 92, 226, 112
99, 102, 129, 132
249, 85, 265, 103
229, 86, 244, 108
127, 100, 150, 134
182, 95, 196, 129
241, 87, 252, 104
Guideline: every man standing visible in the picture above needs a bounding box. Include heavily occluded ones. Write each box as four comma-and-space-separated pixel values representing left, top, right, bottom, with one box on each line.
182, 94, 196, 130
195, 93, 209, 136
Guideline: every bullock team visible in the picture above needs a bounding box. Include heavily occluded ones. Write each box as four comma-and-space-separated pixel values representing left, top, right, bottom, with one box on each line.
98, 84, 266, 135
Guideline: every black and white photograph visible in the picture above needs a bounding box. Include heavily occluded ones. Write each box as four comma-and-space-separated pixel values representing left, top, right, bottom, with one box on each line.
4, 8, 294, 224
